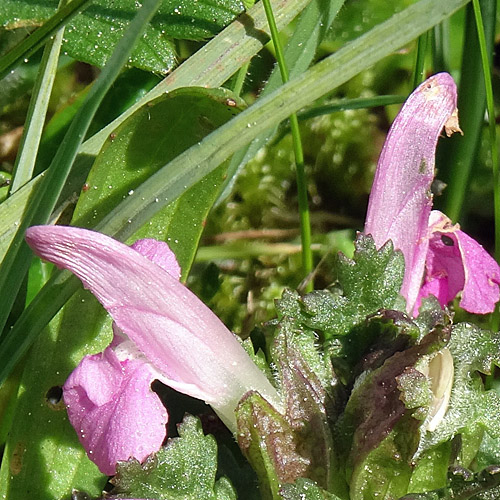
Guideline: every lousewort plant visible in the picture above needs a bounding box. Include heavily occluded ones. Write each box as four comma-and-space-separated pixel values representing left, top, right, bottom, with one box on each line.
23, 73, 500, 499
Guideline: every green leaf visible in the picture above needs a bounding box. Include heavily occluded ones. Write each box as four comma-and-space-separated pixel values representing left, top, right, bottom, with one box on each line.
8, 0, 66, 194
274, 289, 335, 390
349, 417, 419, 500
328, 0, 415, 46
299, 235, 405, 340
0, 0, 244, 74
0, 0, 92, 79
237, 332, 334, 498
399, 465, 500, 500
237, 392, 304, 500
407, 441, 452, 493
110, 415, 235, 500
279, 478, 343, 500
274, 235, 408, 385
273, 334, 334, 491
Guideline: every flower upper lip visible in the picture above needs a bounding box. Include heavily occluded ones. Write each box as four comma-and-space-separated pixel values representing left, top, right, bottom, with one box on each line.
364, 72, 500, 316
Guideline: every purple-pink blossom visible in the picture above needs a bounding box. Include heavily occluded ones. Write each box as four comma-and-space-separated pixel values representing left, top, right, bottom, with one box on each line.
365, 72, 500, 315
26, 226, 282, 475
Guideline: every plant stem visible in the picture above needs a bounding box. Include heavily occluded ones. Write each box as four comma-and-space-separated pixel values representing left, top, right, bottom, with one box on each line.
412, 31, 429, 87
261, 0, 313, 292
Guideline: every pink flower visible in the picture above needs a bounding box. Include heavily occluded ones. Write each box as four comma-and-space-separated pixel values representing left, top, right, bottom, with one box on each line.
26, 226, 281, 475
364, 72, 500, 315
416, 211, 500, 314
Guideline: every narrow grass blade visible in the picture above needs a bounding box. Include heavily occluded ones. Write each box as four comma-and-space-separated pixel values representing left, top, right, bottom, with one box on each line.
438, 0, 496, 221
412, 31, 429, 87
432, 19, 450, 72
8, 1, 67, 194
471, 0, 499, 261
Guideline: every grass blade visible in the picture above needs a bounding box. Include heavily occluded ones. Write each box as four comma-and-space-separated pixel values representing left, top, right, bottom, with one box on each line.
8, 1, 68, 194
471, 0, 499, 261
438, 0, 496, 221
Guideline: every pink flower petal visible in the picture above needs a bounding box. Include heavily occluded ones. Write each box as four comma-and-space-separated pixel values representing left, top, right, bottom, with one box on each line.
26, 225, 281, 429
364, 73, 461, 313
131, 239, 181, 280
416, 211, 500, 314
63, 347, 167, 475
456, 230, 500, 313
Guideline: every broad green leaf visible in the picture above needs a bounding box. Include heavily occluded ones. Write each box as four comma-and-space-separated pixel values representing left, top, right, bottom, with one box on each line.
407, 441, 451, 493
0, 0, 92, 79
349, 418, 418, 500
0, 0, 244, 74
328, 0, 416, 45
36, 67, 161, 174
110, 415, 236, 500
275, 289, 335, 390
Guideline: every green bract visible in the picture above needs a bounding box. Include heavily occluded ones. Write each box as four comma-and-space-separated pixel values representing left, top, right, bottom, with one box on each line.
111, 415, 236, 499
